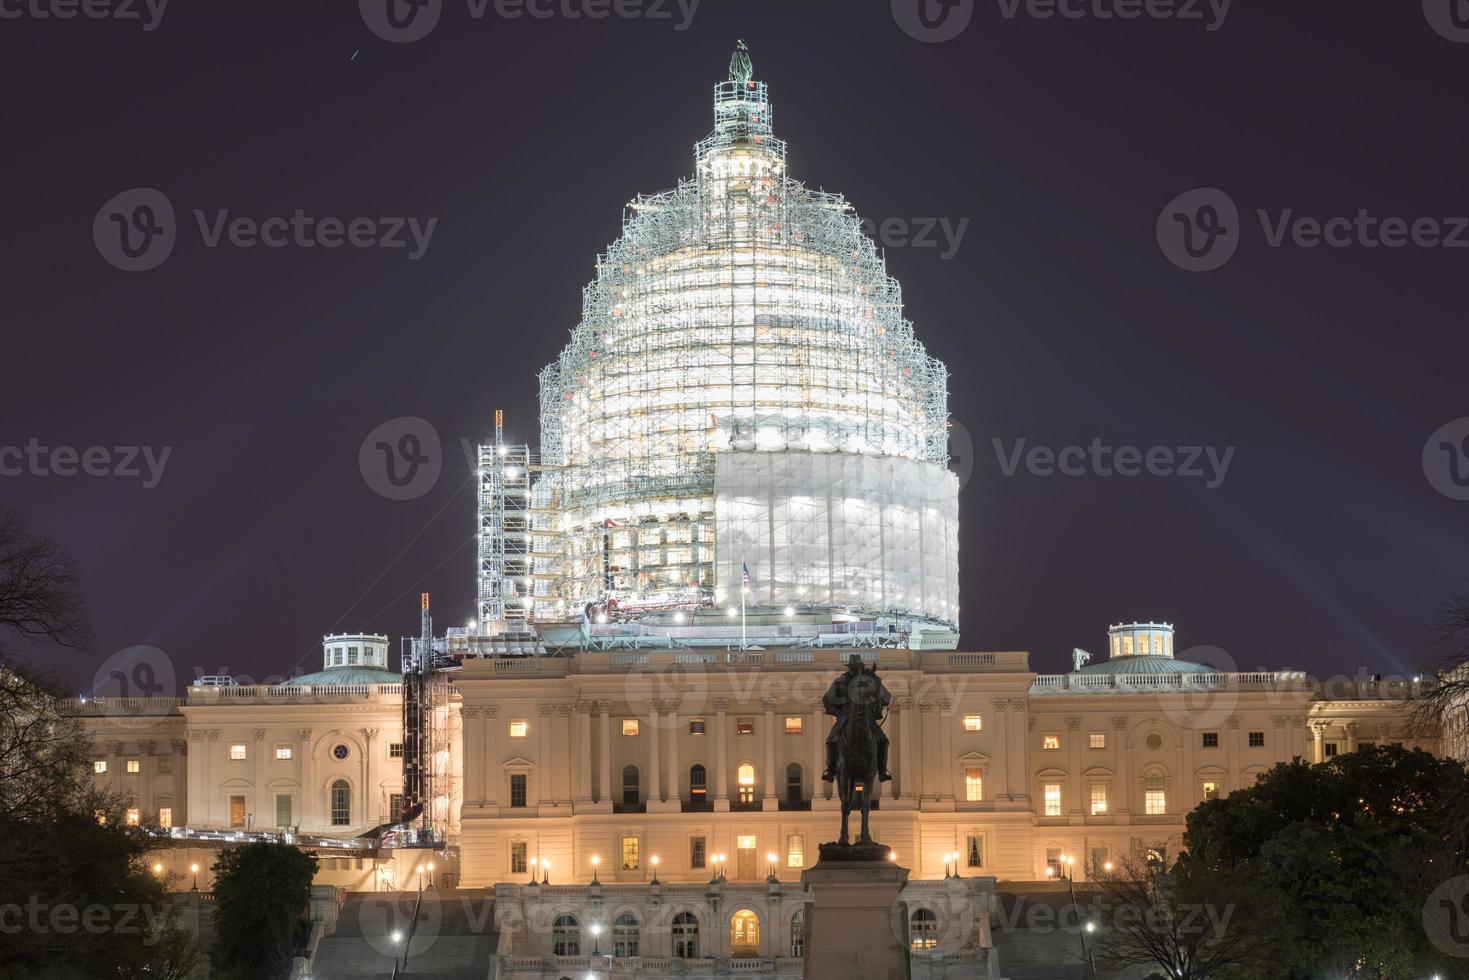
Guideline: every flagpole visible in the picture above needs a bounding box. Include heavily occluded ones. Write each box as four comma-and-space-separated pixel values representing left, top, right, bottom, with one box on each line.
740, 554, 747, 650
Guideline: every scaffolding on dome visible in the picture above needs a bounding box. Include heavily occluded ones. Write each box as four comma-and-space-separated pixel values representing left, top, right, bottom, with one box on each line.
476, 41, 959, 651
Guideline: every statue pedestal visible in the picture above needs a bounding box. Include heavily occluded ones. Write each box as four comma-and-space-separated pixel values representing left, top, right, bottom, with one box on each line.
800, 858, 910, 980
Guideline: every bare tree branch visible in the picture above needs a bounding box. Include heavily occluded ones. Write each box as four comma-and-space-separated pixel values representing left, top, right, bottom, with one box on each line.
0, 506, 94, 658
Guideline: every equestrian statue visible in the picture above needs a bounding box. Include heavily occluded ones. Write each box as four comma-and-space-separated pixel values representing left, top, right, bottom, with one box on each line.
820, 653, 892, 857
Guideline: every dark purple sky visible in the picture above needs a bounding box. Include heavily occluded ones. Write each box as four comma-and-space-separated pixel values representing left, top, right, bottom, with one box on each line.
3, 0, 1466, 693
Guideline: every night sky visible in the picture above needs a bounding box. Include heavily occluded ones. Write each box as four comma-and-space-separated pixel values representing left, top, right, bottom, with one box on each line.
3, 0, 1465, 693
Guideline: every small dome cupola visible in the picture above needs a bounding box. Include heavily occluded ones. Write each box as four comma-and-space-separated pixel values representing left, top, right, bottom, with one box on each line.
1108, 622, 1174, 660
322, 634, 390, 671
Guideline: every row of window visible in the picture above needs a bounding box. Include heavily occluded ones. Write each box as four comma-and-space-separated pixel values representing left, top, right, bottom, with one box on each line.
515, 714, 990, 740
1037, 775, 1228, 817
216, 783, 407, 829
537, 909, 806, 960
1040, 730, 1269, 752
506, 762, 810, 808
94, 758, 174, 774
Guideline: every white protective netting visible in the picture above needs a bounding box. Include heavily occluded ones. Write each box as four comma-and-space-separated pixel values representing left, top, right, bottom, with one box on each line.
714, 451, 959, 626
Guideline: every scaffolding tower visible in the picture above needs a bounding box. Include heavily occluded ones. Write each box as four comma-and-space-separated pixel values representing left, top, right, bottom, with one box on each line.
478, 410, 534, 635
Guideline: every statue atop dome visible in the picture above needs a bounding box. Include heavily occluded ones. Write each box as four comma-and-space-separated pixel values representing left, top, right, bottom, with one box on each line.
729, 39, 753, 86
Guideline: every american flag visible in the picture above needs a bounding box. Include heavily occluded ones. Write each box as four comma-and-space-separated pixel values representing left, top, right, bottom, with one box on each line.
741, 561, 752, 591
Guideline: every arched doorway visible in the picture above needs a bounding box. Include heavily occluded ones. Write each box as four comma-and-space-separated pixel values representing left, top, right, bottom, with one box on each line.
730, 909, 761, 958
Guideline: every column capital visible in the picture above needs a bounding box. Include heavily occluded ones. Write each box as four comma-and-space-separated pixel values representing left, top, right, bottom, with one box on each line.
918, 701, 935, 713
253, 729, 268, 741
206, 730, 221, 742
360, 727, 380, 741
713, 698, 730, 713
761, 697, 779, 711
1065, 717, 1081, 731
1341, 721, 1358, 734
297, 728, 314, 740
483, 704, 498, 717
1271, 715, 1290, 728
1226, 715, 1241, 730
170, 739, 188, 755
1309, 721, 1330, 735
555, 704, 573, 717
935, 699, 952, 713
538, 704, 556, 717
1111, 716, 1129, 732
894, 695, 913, 709
138, 740, 157, 755
576, 700, 597, 714
595, 700, 613, 712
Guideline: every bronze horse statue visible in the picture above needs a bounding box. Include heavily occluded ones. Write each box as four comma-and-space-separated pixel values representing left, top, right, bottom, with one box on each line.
823, 654, 892, 848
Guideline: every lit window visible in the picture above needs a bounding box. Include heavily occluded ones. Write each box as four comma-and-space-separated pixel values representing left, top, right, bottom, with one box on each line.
787, 833, 804, 867
784, 716, 803, 734
1201, 732, 1219, 749
964, 768, 983, 802
622, 719, 640, 736
389, 742, 404, 758
1042, 735, 1060, 751
1145, 774, 1166, 815
1043, 783, 1062, 817
125, 808, 140, 825
791, 908, 806, 957
275, 744, 293, 760
1202, 781, 1220, 801
94, 760, 107, 773
963, 715, 982, 732
552, 914, 581, 957
126, 759, 140, 774
613, 913, 640, 958
1138, 633, 1150, 655
910, 909, 938, 950
621, 835, 640, 870
509, 720, 528, 738
510, 841, 527, 874
966, 835, 983, 868
737, 718, 755, 735
1248, 731, 1265, 748
1089, 733, 1106, 750
737, 763, 756, 804
689, 719, 706, 735
229, 743, 247, 761
157, 807, 172, 828
1123, 634, 1134, 656
1090, 783, 1108, 815
388, 793, 402, 823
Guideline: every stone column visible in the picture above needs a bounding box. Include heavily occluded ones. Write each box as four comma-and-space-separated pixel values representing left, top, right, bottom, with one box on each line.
762, 698, 778, 807
137, 740, 156, 819
899, 697, 915, 801
813, 698, 828, 801
1066, 718, 1083, 815
648, 702, 662, 802
938, 700, 955, 801
667, 700, 680, 804
556, 705, 574, 803
483, 706, 499, 806
576, 701, 595, 804
1310, 722, 1327, 764
297, 728, 313, 829
252, 729, 267, 825
1111, 718, 1129, 816
1343, 721, 1358, 753
205, 731, 221, 825
916, 702, 934, 800
1272, 715, 1289, 765
462, 707, 481, 805
597, 701, 612, 804
1009, 700, 1028, 804
714, 699, 730, 807
537, 705, 554, 806
171, 739, 189, 826
360, 728, 379, 824
1226, 715, 1241, 792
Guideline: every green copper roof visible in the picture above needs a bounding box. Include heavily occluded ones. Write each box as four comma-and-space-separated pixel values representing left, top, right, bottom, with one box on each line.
288, 666, 399, 686
1076, 655, 1214, 676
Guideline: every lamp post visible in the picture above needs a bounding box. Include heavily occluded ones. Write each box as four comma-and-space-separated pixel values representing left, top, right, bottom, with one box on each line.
1057, 855, 1097, 980
190, 863, 199, 891
650, 855, 660, 885
590, 922, 602, 956
952, 850, 963, 879
541, 859, 551, 885
766, 852, 778, 881
529, 856, 539, 885
590, 854, 601, 885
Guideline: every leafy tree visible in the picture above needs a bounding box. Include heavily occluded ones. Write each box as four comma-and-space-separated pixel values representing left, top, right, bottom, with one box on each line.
1183, 745, 1469, 979
210, 842, 318, 980
1091, 845, 1285, 980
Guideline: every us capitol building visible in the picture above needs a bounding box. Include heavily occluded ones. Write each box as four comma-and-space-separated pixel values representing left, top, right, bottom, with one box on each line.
72, 43, 1434, 975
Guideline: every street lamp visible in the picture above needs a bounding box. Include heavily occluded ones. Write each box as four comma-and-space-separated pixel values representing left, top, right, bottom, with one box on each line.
541, 859, 551, 885
590, 854, 601, 885
1056, 855, 1097, 980
190, 863, 200, 891
766, 852, 778, 881
650, 855, 660, 884
589, 922, 602, 956
952, 850, 963, 879
529, 857, 539, 885
152, 862, 163, 877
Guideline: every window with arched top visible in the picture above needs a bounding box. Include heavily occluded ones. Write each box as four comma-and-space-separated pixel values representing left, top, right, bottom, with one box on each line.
552, 914, 580, 956
689, 764, 707, 802
622, 765, 640, 805
731, 910, 761, 957
785, 763, 803, 803
673, 912, 699, 958
790, 908, 806, 957
909, 908, 938, 950
613, 912, 640, 958
737, 762, 756, 804
1143, 767, 1167, 815
330, 780, 350, 826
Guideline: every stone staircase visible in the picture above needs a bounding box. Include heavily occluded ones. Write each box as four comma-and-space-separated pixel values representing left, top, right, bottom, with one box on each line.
311, 889, 497, 979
